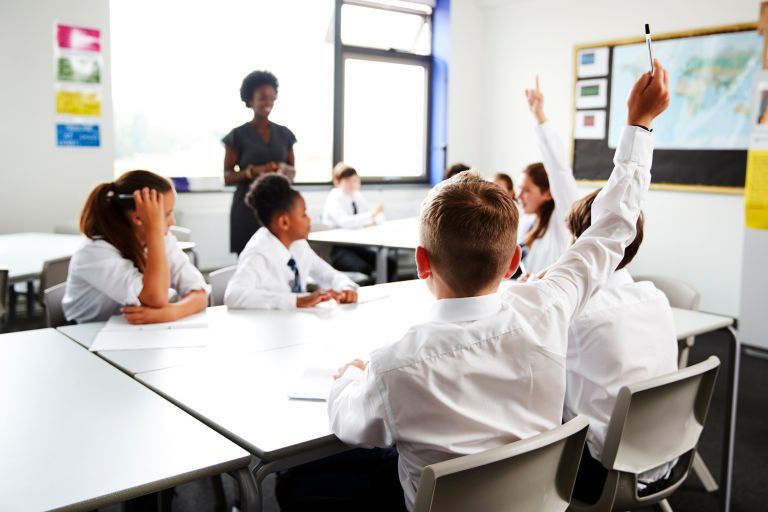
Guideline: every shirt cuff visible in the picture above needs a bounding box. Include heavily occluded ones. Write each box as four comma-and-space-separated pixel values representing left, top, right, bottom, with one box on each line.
615, 126, 654, 167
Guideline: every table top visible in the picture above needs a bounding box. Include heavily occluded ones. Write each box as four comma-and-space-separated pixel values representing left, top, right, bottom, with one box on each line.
308, 217, 419, 250
670, 307, 734, 339
0, 232, 195, 283
0, 328, 250, 512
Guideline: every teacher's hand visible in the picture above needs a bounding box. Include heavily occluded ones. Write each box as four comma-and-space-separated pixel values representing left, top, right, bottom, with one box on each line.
277, 162, 296, 181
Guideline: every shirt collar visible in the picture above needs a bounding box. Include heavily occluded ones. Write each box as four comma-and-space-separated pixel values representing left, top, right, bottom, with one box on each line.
429, 293, 503, 323
259, 227, 293, 263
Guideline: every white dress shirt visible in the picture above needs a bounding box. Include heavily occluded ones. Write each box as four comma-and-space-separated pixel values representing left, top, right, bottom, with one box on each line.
523, 122, 582, 273
328, 126, 654, 511
63, 234, 209, 323
322, 187, 384, 229
564, 269, 679, 483
224, 227, 358, 310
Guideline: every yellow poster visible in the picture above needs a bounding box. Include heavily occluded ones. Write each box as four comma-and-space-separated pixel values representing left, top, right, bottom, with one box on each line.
745, 150, 768, 229
55, 90, 101, 116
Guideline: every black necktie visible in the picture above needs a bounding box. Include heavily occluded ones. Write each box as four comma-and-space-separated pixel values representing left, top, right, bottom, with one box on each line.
287, 257, 302, 292
352, 201, 358, 215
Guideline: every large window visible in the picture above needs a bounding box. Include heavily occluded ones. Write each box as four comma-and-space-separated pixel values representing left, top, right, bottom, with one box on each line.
110, 0, 433, 185
335, 0, 433, 182
111, 0, 335, 183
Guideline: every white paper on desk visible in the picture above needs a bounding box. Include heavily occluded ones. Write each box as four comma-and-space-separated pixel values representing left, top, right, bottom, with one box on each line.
90, 312, 210, 352
288, 367, 336, 401
355, 287, 390, 305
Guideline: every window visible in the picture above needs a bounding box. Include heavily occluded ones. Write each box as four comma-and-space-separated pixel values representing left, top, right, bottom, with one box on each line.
110, 0, 335, 183
335, 0, 433, 182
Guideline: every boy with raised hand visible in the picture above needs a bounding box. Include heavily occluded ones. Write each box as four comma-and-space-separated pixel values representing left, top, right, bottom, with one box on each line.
225, 174, 359, 309
327, 60, 669, 510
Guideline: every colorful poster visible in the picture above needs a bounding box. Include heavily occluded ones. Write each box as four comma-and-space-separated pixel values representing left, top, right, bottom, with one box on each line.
56, 89, 101, 116
577, 47, 609, 78
745, 150, 768, 229
56, 24, 101, 52
57, 124, 101, 147
575, 78, 608, 109
574, 110, 606, 139
57, 55, 101, 83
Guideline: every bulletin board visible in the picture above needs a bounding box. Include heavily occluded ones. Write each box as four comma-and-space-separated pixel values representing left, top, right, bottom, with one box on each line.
571, 23, 760, 193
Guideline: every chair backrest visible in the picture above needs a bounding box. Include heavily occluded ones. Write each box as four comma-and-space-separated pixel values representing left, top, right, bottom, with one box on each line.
169, 225, 192, 242
412, 416, 589, 512
40, 256, 71, 298
0, 266, 8, 319
44, 282, 68, 328
208, 265, 238, 306
601, 356, 720, 475
633, 274, 700, 311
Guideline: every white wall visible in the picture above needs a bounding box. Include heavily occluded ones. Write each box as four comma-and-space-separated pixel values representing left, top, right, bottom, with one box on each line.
0, 0, 114, 234
450, 0, 761, 316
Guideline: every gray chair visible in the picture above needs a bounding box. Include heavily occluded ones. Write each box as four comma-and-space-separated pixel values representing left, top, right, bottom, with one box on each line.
39, 256, 71, 304
569, 356, 720, 512
208, 265, 238, 306
170, 225, 199, 267
413, 415, 590, 512
43, 282, 68, 328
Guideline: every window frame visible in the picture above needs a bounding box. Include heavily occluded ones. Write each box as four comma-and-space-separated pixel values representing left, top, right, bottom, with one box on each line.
331, 0, 433, 185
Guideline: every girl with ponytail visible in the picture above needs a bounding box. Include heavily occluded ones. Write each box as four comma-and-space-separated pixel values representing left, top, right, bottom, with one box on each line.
63, 170, 209, 323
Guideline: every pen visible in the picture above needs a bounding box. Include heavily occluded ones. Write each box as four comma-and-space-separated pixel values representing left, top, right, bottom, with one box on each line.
645, 24, 654, 75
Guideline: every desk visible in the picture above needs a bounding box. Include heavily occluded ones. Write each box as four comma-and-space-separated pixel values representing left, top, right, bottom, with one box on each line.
0, 328, 256, 511
671, 308, 739, 512
309, 217, 419, 283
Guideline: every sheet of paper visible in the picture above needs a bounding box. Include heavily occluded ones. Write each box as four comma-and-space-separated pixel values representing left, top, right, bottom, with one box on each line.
574, 110, 606, 140
577, 47, 609, 78
288, 367, 336, 401
575, 78, 608, 109
100, 311, 209, 331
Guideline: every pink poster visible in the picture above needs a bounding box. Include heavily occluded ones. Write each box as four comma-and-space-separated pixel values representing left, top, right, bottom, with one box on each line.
57, 24, 101, 52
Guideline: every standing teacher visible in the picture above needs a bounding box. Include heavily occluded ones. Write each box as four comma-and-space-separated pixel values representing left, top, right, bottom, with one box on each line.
223, 70, 297, 255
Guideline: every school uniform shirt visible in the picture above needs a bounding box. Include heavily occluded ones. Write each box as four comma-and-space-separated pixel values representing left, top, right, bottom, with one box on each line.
63, 234, 209, 323
322, 187, 384, 229
224, 227, 358, 310
564, 269, 679, 483
328, 125, 654, 511
522, 122, 582, 274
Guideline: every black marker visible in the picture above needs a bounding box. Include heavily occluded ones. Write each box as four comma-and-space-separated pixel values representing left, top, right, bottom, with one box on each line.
645, 24, 655, 75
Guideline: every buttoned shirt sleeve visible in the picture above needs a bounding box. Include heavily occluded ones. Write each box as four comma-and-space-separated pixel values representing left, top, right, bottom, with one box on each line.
166, 235, 210, 297
528, 126, 653, 318
71, 242, 144, 306
328, 365, 395, 448
536, 122, 581, 221
224, 251, 297, 310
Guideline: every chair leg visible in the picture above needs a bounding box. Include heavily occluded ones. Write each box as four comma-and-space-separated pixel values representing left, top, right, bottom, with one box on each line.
210, 474, 227, 511
656, 498, 673, 512
692, 452, 719, 492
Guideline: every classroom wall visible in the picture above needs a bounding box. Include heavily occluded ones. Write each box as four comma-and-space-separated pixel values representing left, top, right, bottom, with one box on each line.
451, 0, 761, 316
0, 0, 114, 234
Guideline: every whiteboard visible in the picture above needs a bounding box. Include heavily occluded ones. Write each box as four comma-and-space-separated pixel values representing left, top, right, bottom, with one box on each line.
738, 228, 768, 349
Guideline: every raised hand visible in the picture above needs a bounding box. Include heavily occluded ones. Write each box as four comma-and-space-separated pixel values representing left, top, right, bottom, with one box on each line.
133, 187, 166, 234
524, 75, 547, 124
627, 59, 670, 128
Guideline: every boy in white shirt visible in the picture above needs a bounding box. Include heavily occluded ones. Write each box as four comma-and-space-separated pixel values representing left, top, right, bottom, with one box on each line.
563, 188, 679, 502
225, 174, 359, 309
322, 163, 397, 280
327, 60, 670, 511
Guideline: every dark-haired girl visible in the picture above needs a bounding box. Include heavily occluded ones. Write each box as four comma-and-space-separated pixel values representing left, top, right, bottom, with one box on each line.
223, 70, 297, 255
517, 76, 580, 275
63, 170, 209, 324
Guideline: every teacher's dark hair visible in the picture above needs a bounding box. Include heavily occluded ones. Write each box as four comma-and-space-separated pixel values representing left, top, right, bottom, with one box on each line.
240, 70, 279, 107
246, 174, 300, 227
80, 170, 173, 272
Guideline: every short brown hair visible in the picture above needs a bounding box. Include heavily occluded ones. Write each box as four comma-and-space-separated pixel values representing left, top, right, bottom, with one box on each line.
444, 162, 471, 180
420, 172, 519, 295
566, 188, 644, 270
493, 173, 514, 192
332, 162, 358, 183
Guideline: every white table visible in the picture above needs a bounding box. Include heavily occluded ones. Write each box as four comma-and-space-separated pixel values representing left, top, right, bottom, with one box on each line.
58, 281, 740, 512
309, 217, 419, 283
0, 328, 257, 512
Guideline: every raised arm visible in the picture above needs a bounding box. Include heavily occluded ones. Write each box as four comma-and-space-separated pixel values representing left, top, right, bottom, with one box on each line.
527, 60, 669, 318
525, 76, 581, 214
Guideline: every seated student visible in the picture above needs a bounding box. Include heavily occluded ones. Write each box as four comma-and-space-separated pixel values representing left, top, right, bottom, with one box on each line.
322, 163, 396, 280
225, 173, 359, 309
63, 170, 209, 324
563, 189, 679, 502
443, 162, 470, 180
517, 77, 581, 274
327, 60, 669, 511
493, 172, 517, 201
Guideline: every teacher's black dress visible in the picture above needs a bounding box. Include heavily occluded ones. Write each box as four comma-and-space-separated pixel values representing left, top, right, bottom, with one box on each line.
222, 121, 297, 254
